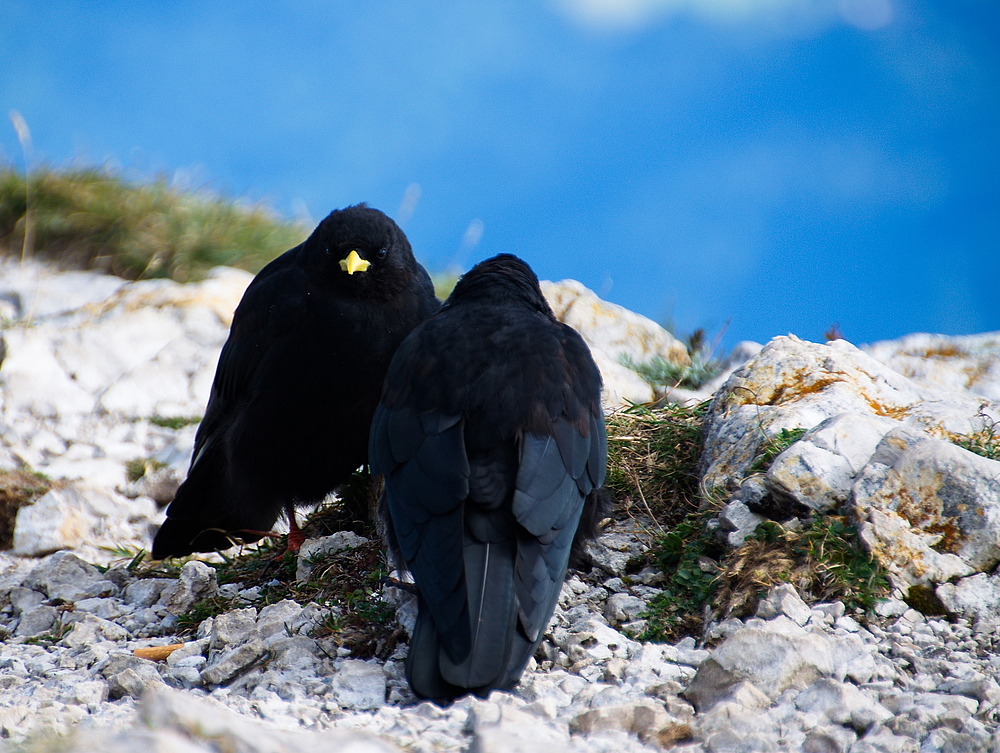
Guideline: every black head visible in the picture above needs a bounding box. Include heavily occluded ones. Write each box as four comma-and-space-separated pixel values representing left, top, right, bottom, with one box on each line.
447, 253, 553, 315
306, 204, 419, 295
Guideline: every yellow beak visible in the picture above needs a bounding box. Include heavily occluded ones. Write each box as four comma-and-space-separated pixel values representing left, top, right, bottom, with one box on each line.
339, 249, 371, 275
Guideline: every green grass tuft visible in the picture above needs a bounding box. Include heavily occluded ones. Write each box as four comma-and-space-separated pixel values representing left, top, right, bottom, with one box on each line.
148, 415, 202, 430
954, 413, 1000, 461
716, 517, 889, 616
125, 457, 167, 483
605, 402, 707, 529
640, 511, 723, 641
747, 427, 808, 475
640, 514, 890, 641
620, 352, 721, 391
0, 163, 308, 281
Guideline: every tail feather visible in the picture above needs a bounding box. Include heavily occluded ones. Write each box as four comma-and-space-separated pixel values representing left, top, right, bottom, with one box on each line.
403, 504, 588, 701
406, 599, 467, 700
151, 517, 259, 559
151, 462, 281, 559
440, 539, 517, 688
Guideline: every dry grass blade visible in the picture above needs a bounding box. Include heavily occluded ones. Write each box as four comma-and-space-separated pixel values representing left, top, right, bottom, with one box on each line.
133, 643, 186, 661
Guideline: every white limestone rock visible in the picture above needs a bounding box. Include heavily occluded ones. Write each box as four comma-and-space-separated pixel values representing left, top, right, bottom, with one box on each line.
852, 437, 1000, 588
296, 531, 370, 582
469, 701, 573, 753
60, 613, 131, 647
604, 593, 646, 627
0, 328, 97, 417
0, 259, 128, 320
716, 489, 766, 548
587, 347, 655, 407
684, 616, 835, 710
717, 494, 766, 549
99, 652, 168, 700
13, 604, 59, 637
209, 607, 260, 653
765, 413, 909, 514
542, 279, 689, 369
100, 266, 251, 323
123, 578, 172, 608
136, 684, 400, 752
256, 599, 307, 641
158, 560, 219, 615
936, 572, 1000, 624
12, 483, 158, 557
755, 584, 812, 626
200, 638, 268, 686
699, 335, 1000, 590
700, 336, 998, 492
794, 678, 893, 731
330, 660, 387, 711
570, 699, 684, 745
24, 550, 118, 602
541, 278, 689, 408
864, 331, 1000, 401
857, 508, 973, 591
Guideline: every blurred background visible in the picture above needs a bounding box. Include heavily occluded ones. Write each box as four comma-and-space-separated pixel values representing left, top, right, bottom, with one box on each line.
1, 0, 997, 351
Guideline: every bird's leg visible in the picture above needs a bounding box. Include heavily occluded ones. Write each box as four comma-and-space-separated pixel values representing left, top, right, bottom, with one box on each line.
285, 501, 306, 553
383, 575, 419, 595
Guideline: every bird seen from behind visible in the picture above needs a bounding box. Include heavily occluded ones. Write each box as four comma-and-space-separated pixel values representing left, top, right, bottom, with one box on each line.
370, 253, 607, 701
152, 204, 440, 560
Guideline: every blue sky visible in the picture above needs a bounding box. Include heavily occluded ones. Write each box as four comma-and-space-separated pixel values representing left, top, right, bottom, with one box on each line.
1, 0, 997, 351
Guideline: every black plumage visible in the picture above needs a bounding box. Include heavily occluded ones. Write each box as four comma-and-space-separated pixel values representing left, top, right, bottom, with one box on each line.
369, 253, 607, 701
151, 204, 440, 560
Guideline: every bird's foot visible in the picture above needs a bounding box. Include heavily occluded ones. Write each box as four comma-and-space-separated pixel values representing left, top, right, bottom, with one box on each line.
285, 527, 307, 554
282, 503, 306, 556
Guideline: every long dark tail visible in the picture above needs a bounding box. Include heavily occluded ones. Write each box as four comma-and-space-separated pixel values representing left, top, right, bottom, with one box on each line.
406, 531, 577, 701
150, 461, 280, 559
407, 538, 535, 700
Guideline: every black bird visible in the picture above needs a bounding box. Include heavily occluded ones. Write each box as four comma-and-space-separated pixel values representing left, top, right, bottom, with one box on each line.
369, 253, 607, 701
151, 204, 440, 560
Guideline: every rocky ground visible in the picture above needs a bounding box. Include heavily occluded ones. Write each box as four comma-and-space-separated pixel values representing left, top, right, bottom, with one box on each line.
1, 259, 1000, 752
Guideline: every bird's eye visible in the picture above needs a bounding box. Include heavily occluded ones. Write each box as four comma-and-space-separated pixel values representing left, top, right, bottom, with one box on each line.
377, 248, 388, 259
324, 247, 332, 256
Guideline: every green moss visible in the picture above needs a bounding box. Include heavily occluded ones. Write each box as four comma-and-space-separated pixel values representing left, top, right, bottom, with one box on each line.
149, 415, 202, 430
904, 584, 950, 617
125, 457, 167, 483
